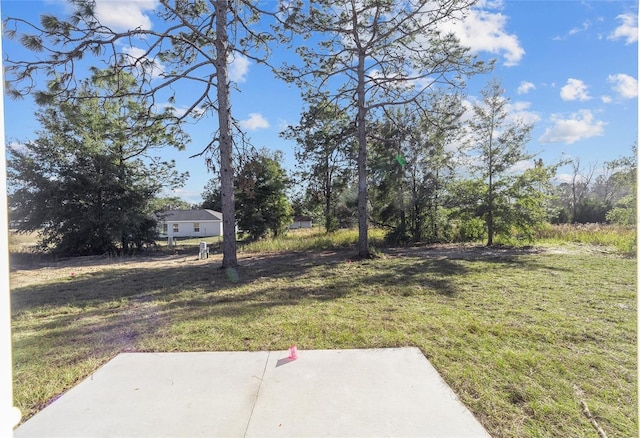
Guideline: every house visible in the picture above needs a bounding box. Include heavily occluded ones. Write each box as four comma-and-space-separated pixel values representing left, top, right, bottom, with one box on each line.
289, 215, 313, 229
156, 209, 223, 239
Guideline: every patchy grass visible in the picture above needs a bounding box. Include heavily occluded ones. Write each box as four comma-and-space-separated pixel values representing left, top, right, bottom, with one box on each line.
8, 231, 40, 251
237, 227, 386, 253
9, 242, 637, 437
537, 223, 636, 256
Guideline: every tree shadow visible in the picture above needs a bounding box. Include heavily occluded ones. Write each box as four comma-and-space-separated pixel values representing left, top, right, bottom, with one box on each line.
12, 246, 559, 316
11, 245, 568, 422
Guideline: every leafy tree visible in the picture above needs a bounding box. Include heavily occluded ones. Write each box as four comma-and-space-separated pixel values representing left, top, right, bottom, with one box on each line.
7, 71, 186, 256
466, 78, 535, 245
235, 150, 293, 240
282, 97, 354, 232
550, 145, 636, 225
607, 195, 637, 225
369, 94, 464, 244
279, 0, 488, 257
5, 0, 279, 268
506, 159, 561, 240
605, 143, 637, 225
149, 197, 194, 212
446, 179, 487, 242
201, 180, 223, 212
369, 111, 411, 243
418, 93, 465, 242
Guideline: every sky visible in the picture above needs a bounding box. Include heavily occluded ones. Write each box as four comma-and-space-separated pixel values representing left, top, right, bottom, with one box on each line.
1, 0, 638, 205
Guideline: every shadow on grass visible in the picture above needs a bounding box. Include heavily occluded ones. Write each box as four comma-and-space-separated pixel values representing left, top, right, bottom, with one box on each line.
11, 245, 638, 436
11, 247, 562, 360
11, 246, 563, 315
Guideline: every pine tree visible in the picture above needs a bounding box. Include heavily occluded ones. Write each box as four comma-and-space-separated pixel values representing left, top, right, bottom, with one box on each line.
8, 71, 186, 256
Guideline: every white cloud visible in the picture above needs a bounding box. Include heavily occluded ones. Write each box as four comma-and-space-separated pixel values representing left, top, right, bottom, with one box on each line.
539, 110, 605, 144
94, 0, 157, 32
569, 20, 591, 36
507, 159, 534, 175
608, 13, 638, 44
517, 81, 535, 95
560, 78, 591, 101
506, 101, 541, 126
554, 173, 574, 184
153, 102, 203, 118
122, 46, 164, 79
229, 54, 251, 83
239, 113, 270, 131
608, 73, 638, 99
443, 7, 524, 66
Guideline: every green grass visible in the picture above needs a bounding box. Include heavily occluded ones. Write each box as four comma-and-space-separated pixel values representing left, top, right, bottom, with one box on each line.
537, 223, 637, 256
237, 227, 386, 253
10, 232, 637, 437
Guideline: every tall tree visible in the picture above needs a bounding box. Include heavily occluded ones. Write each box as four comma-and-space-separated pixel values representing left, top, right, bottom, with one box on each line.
369, 109, 411, 243
7, 71, 186, 256
279, 0, 488, 257
5, 0, 278, 268
235, 149, 293, 240
419, 93, 464, 242
282, 97, 354, 232
150, 196, 194, 212
507, 159, 561, 240
568, 158, 598, 223
466, 78, 534, 246
605, 143, 637, 225
369, 94, 464, 243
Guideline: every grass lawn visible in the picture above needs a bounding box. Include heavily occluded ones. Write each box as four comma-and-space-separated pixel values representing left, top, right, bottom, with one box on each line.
9, 230, 637, 437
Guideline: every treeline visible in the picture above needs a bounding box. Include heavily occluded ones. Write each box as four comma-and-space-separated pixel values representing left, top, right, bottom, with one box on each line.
5, 1, 635, 260
549, 156, 636, 225
284, 83, 636, 246
199, 80, 636, 247
9, 70, 635, 257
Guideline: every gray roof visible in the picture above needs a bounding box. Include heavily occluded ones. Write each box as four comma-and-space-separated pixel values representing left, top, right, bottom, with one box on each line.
156, 209, 222, 222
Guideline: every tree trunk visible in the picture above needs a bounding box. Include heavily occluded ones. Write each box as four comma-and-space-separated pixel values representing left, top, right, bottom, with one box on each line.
487, 147, 494, 246
215, 0, 238, 268
356, 51, 369, 258
324, 153, 333, 232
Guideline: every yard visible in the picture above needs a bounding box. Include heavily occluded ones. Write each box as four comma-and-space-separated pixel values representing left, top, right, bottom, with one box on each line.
9, 230, 637, 437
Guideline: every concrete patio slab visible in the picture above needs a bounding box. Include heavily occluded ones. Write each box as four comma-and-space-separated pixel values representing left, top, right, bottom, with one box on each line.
14, 347, 490, 437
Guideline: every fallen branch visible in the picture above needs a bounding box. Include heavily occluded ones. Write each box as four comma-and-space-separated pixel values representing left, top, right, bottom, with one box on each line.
574, 385, 608, 438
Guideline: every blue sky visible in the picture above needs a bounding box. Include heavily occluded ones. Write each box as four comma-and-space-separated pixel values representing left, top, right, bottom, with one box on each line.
2, 0, 638, 205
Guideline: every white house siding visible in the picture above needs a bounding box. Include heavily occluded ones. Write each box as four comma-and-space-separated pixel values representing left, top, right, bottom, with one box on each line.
157, 210, 223, 238
289, 216, 313, 229
163, 221, 223, 238
289, 220, 313, 229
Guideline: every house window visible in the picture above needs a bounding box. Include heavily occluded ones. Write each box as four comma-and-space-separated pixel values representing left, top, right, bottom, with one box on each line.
173, 223, 179, 233
161, 223, 168, 234
194, 223, 200, 233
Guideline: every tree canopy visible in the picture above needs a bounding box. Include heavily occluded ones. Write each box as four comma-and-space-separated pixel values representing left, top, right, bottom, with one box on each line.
235, 149, 293, 240
466, 79, 537, 245
7, 70, 186, 256
279, 0, 489, 257
5, 0, 281, 268
282, 97, 354, 232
